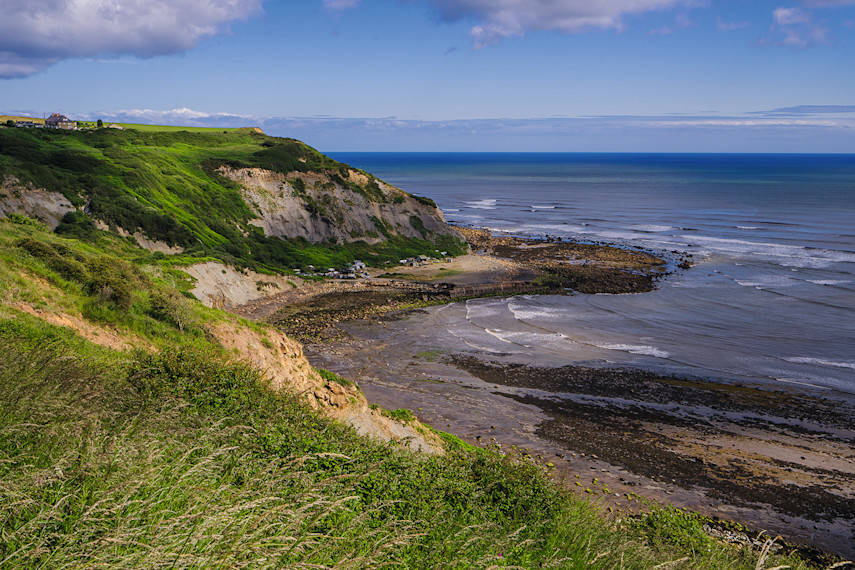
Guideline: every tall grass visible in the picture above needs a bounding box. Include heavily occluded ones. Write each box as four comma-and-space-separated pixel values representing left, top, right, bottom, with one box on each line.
0, 316, 815, 569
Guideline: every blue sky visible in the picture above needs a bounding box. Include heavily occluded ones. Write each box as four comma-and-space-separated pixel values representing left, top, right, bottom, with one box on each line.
2, 0, 855, 151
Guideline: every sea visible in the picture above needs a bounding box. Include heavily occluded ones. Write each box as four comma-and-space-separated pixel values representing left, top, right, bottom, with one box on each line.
329, 153, 855, 396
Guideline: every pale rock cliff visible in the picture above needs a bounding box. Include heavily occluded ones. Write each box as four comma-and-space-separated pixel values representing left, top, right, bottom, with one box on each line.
219, 166, 457, 244
207, 322, 444, 454
0, 176, 74, 229
184, 260, 302, 309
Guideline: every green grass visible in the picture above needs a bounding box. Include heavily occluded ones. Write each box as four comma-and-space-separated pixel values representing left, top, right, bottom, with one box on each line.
0, 314, 814, 569
111, 123, 249, 133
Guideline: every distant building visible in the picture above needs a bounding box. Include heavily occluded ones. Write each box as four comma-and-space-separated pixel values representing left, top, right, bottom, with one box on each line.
14, 121, 38, 128
45, 113, 76, 130
107, 124, 123, 129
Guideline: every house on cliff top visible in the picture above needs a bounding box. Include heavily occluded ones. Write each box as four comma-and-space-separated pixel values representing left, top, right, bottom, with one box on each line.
45, 113, 76, 130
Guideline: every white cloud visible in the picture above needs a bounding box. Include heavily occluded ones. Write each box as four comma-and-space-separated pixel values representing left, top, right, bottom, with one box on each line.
323, 0, 361, 10
0, 0, 265, 78
763, 5, 831, 47
716, 18, 749, 31
419, 0, 696, 48
773, 7, 811, 25
96, 107, 256, 123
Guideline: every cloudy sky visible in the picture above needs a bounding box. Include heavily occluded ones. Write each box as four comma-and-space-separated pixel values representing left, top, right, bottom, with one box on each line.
2, 0, 855, 151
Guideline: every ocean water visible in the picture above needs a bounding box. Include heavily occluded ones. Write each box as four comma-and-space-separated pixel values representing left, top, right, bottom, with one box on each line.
329, 153, 855, 395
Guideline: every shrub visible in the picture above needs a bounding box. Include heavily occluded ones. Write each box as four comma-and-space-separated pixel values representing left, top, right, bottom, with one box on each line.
85, 255, 146, 311
628, 506, 714, 552
316, 368, 355, 388
384, 408, 416, 423
148, 289, 196, 332
412, 194, 437, 208
533, 272, 565, 289
409, 215, 428, 237
54, 210, 98, 240
127, 347, 263, 409
15, 236, 90, 283
4, 212, 44, 228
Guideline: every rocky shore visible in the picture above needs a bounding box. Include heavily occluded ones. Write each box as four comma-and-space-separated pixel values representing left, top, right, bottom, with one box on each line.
301, 313, 855, 564
242, 227, 674, 341
456, 226, 677, 293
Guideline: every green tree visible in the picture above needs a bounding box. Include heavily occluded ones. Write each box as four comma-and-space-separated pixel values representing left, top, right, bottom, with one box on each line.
97, 119, 103, 128
4, 120, 14, 128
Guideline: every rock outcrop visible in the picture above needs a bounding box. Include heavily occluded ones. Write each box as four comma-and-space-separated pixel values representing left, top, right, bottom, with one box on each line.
0, 176, 74, 229
220, 166, 457, 244
207, 322, 444, 454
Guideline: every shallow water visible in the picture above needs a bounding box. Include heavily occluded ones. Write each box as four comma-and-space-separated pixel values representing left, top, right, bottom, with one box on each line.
330, 153, 855, 394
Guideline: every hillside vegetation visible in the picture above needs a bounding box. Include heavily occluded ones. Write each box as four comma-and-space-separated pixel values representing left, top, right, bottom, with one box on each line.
0, 215, 814, 569
0, 126, 464, 274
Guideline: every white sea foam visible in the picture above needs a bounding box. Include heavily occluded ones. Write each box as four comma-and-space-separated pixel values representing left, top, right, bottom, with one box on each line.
465, 298, 509, 321
447, 329, 507, 354
506, 301, 563, 322
775, 378, 832, 390
596, 343, 671, 359
734, 275, 795, 288
783, 357, 855, 370
484, 329, 514, 345
628, 224, 674, 233
678, 235, 855, 267
806, 279, 849, 286
489, 330, 574, 350
517, 223, 587, 234
737, 226, 760, 230
464, 199, 498, 210
530, 205, 556, 210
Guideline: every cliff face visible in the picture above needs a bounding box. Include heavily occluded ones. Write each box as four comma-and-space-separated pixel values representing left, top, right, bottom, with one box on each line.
0, 176, 73, 229
220, 166, 456, 244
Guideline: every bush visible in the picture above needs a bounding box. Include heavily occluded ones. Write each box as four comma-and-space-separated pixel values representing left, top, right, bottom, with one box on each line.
412, 194, 437, 208
55, 210, 98, 240
85, 255, 146, 311
409, 215, 428, 237
384, 408, 416, 423
4, 212, 44, 228
316, 367, 355, 388
628, 506, 714, 552
15, 236, 90, 283
533, 272, 565, 289
127, 347, 264, 409
148, 289, 196, 332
